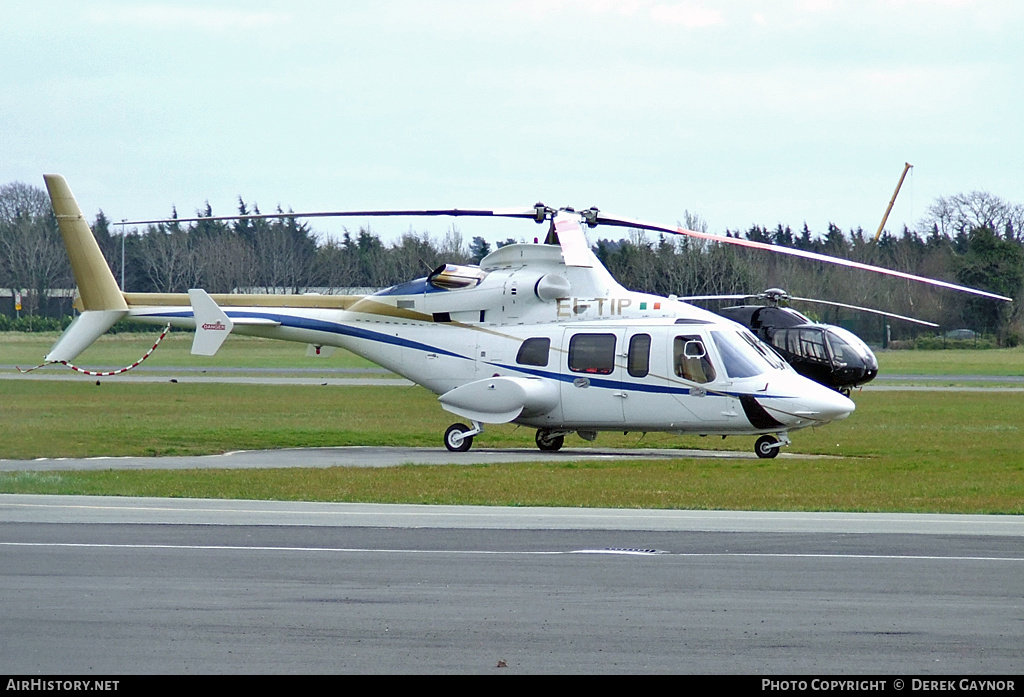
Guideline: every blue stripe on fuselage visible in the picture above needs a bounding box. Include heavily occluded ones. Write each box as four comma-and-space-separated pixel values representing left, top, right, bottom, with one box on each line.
135, 309, 792, 400
136, 309, 469, 361
488, 362, 793, 400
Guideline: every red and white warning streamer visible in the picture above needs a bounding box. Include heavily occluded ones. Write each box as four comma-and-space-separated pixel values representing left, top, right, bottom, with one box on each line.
17, 324, 173, 376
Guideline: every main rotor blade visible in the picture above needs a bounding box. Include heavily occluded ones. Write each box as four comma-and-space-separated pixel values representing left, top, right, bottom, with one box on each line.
118, 206, 547, 227
593, 212, 1013, 303
787, 296, 940, 327
552, 211, 594, 267
678, 295, 754, 302
117, 201, 1012, 304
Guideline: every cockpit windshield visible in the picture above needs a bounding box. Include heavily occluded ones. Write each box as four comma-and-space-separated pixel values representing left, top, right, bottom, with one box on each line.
737, 329, 787, 370
825, 327, 877, 369
711, 330, 785, 379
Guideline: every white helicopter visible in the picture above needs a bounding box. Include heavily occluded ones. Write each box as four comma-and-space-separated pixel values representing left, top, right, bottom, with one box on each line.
38, 175, 1010, 458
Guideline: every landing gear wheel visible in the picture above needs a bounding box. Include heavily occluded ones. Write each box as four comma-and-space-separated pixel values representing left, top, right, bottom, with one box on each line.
535, 429, 565, 452
755, 435, 780, 459
839, 387, 852, 397
444, 423, 474, 452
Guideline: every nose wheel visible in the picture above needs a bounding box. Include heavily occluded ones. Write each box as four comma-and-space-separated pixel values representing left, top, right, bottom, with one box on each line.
754, 433, 789, 459
444, 422, 483, 452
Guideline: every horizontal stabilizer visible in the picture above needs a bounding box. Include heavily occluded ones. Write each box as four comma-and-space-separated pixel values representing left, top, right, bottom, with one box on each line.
189, 289, 234, 356
438, 376, 558, 424
45, 310, 128, 363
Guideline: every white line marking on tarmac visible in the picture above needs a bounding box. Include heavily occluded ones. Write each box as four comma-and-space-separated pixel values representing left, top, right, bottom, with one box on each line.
3, 541, 1022, 562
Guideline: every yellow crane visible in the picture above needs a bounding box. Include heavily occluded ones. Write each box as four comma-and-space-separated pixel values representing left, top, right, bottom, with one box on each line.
874, 162, 913, 242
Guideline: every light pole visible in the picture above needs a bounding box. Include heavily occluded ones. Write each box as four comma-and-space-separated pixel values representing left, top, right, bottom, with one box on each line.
119, 219, 126, 290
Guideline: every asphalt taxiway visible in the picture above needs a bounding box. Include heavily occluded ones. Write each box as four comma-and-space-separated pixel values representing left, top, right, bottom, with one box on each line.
1, 494, 1021, 674
0, 444, 832, 472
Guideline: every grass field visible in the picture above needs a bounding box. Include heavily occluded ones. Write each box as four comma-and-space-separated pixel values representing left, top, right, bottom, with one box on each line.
1, 332, 1022, 513
0, 331, 384, 371
876, 345, 1024, 376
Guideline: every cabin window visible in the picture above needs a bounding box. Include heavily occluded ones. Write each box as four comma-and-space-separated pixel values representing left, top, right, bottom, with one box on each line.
786, 329, 802, 356
673, 335, 716, 384
798, 328, 829, 362
771, 328, 789, 352
627, 334, 651, 378
516, 337, 551, 367
569, 333, 616, 375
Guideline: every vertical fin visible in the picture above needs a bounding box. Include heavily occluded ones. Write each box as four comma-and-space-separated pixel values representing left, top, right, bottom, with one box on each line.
188, 289, 234, 356
43, 174, 127, 311
41, 175, 128, 363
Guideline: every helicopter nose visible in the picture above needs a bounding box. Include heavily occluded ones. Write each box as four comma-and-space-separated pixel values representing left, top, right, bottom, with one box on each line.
760, 377, 855, 427
799, 384, 856, 423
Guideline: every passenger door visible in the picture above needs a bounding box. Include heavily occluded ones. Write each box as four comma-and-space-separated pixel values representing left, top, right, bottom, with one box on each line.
617, 328, 674, 429
559, 329, 626, 426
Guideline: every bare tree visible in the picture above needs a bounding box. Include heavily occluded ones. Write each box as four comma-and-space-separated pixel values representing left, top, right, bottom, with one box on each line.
439, 224, 469, 263
133, 224, 202, 293
922, 191, 1024, 242
0, 182, 72, 314
0, 181, 50, 221
197, 233, 258, 293
390, 230, 443, 280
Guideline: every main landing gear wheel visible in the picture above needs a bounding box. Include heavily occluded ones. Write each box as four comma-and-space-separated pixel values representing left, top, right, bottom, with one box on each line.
535, 429, 565, 452
755, 435, 780, 459
444, 423, 474, 452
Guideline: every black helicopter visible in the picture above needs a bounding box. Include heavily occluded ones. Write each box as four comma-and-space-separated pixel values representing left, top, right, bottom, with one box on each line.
683, 288, 937, 395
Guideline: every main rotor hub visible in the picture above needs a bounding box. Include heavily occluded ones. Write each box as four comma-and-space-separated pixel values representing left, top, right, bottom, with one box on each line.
760, 288, 790, 306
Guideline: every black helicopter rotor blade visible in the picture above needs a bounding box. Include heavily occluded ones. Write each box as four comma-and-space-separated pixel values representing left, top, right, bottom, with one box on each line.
681, 291, 939, 327
786, 296, 939, 327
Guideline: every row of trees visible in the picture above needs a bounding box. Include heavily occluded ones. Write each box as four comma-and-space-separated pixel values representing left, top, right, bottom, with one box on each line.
87, 204, 481, 295
596, 222, 1023, 344
1, 182, 1021, 344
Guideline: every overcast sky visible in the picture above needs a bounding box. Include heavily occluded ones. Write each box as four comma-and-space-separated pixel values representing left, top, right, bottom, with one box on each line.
3, 1, 1022, 246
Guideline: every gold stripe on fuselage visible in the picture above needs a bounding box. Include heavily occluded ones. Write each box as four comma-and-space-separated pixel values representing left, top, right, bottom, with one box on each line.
110, 291, 531, 345
121, 292, 365, 310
